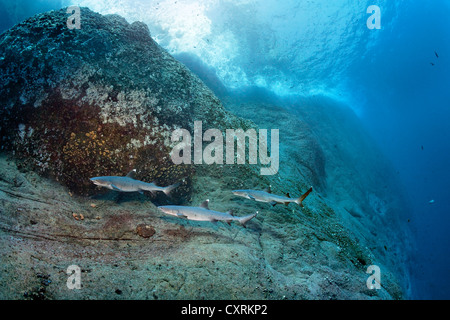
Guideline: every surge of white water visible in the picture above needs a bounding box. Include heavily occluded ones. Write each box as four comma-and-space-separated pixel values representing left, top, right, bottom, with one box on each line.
69, 0, 399, 97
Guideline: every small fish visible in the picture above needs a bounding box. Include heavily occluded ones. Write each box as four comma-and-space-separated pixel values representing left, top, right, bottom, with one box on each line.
158, 199, 257, 227
232, 185, 313, 207
90, 169, 179, 196
430, 62, 435, 66
429, 199, 435, 204
435, 51, 439, 58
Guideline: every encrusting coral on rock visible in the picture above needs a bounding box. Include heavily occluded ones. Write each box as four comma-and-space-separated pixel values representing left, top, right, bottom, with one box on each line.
0, 7, 244, 197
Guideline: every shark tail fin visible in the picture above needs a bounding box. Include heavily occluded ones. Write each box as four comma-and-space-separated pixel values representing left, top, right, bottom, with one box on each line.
238, 211, 258, 228
295, 187, 313, 207
163, 182, 180, 196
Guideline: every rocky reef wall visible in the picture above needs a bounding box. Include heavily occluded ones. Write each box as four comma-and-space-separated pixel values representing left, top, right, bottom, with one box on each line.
0, 7, 250, 198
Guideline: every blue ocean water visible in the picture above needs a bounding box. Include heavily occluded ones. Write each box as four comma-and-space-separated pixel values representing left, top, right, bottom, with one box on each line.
0, 0, 448, 299
346, 1, 450, 300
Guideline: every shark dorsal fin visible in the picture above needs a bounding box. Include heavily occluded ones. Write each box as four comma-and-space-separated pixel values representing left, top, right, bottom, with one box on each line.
286, 192, 291, 198
227, 210, 234, 216
126, 169, 137, 178
200, 199, 210, 209
264, 185, 272, 193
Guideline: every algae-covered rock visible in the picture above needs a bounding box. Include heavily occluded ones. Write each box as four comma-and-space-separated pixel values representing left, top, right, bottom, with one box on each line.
0, 7, 246, 197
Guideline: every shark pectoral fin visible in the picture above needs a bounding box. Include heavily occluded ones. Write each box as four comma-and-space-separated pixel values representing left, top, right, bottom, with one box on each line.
138, 190, 144, 195
270, 201, 277, 207
284, 202, 289, 206
248, 195, 256, 201
176, 213, 188, 219
111, 184, 123, 192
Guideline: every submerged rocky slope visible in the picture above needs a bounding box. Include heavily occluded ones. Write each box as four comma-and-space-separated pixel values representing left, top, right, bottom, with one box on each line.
0, 8, 411, 299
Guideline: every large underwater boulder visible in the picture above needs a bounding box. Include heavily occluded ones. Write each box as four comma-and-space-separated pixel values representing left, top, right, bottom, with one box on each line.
0, 7, 250, 197
0, 8, 412, 300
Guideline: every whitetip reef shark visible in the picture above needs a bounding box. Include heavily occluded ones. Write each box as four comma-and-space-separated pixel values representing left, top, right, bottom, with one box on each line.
232, 185, 313, 207
158, 199, 258, 227
90, 169, 179, 196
